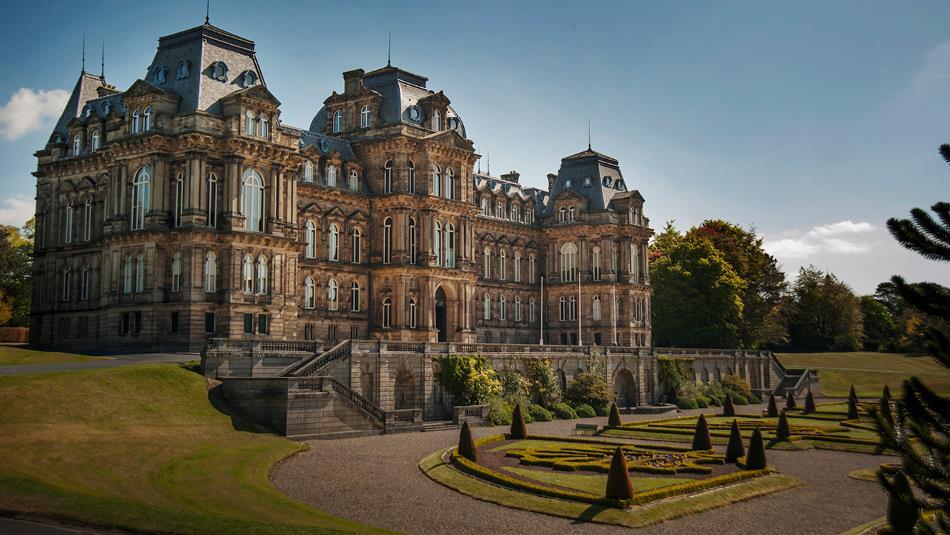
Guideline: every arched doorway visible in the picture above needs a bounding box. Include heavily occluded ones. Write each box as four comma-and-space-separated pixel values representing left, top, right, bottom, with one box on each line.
435, 287, 448, 342
615, 368, 638, 408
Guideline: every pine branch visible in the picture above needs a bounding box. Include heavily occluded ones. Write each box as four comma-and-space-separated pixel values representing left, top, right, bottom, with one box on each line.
891, 276, 950, 318
931, 202, 950, 231
910, 207, 950, 245
938, 144, 950, 165
887, 218, 950, 261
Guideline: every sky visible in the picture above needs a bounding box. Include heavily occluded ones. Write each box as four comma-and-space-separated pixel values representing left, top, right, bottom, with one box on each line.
0, 0, 947, 294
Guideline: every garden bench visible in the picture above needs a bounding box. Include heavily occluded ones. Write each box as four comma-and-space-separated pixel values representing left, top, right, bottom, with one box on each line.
573, 423, 599, 436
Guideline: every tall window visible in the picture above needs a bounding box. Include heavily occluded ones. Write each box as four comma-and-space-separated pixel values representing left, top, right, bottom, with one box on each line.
496, 202, 503, 218
349, 170, 358, 191
384, 160, 393, 193
243, 254, 254, 294
408, 298, 417, 328
383, 217, 393, 264
569, 295, 577, 321
407, 160, 415, 193
444, 168, 454, 199
258, 113, 268, 138
382, 297, 391, 327
204, 252, 216, 292
329, 224, 340, 261
326, 165, 337, 187
500, 295, 507, 320
499, 250, 506, 280
483, 293, 490, 320
242, 169, 264, 232
560, 242, 578, 282
245, 110, 255, 135
433, 110, 442, 131
131, 165, 151, 231
332, 110, 343, 133
80, 264, 89, 301
123, 255, 132, 294
304, 161, 314, 183
62, 266, 70, 301
445, 223, 455, 268
592, 246, 602, 281
171, 253, 182, 292
483, 247, 491, 279
256, 255, 267, 294
408, 217, 416, 265
207, 173, 218, 228
91, 130, 100, 152
515, 297, 522, 322
433, 221, 442, 266
174, 172, 184, 228
135, 254, 144, 292
559, 297, 567, 321
143, 106, 152, 131
431, 164, 441, 197
64, 202, 74, 244
593, 295, 601, 321
569, 205, 576, 222
327, 279, 338, 310
360, 105, 371, 128
304, 276, 315, 309
305, 220, 316, 258
514, 252, 521, 282
558, 207, 566, 223
132, 110, 141, 134
630, 243, 640, 281
351, 228, 362, 263
529, 254, 536, 283
350, 281, 361, 311
529, 297, 536, 323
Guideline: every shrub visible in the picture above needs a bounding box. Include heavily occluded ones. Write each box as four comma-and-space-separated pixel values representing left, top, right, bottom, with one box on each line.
882, 384, 891, 403
722, 394, 735, 417
721, 374, 753, 399
573, 403, 596, 418
434, 354, 502, 405
776, 412, 791, 439
700, 382, 726, 406
526, 358, 563, 408
848, 384, 858, 404
695, 395, 710, 409
747, 393, 761, 404
691, 414, 713, 450
499, 368, 531, 403
847, 395, 859, 420
804, 389, 816, 414
593, 402, 609, 417
608, 402, 622, 426
487, 398, 513, 426
458, 421, 477, 461
605, 447, 634, 500
552, 402, 578, 420
725, 419, 745, 463
785, 391, 797, 410
886, 470, 920, 532
510, 403, 527, 438
526, 403, 554, 422
766, 393, 778, 417
745, 428, 767, 470
675, 397, 698, 410
658, 357, 690, 399
565, 372, 613, 410
732, 394, 749, 405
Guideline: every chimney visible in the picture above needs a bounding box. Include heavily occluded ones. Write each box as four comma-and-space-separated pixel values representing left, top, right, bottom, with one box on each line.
500, 170, 520, 183
547, 173, 557, 191
342, 69, 365, 96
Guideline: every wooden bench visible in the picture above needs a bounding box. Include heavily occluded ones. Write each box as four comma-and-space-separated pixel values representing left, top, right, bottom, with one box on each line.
573, 423, 599, 436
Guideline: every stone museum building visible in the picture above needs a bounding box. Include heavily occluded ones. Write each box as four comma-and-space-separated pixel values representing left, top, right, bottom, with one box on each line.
29, 21, 653, 353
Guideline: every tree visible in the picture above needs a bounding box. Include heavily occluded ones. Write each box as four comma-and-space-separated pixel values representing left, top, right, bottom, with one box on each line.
786, 266, 863, 351
605, 447, 634, 500
433, 355, 501, 406
0, 220, 33, 326
860, 295, 898, 351
458, 421, 477, 461
687, 220, 788, 348
565, 372, 612, 412
871, 146, 950, 533
650, 220, 683, 259
651, 236, 744, 348
525, 358, 562, 408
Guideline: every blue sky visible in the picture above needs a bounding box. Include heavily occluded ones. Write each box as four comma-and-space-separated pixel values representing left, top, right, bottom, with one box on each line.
0, 0, 947, 294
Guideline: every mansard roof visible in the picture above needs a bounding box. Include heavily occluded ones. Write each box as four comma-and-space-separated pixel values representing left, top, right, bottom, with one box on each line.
545, 146, 629, 214
287, 127, 355, 161
51, 72, 114, 139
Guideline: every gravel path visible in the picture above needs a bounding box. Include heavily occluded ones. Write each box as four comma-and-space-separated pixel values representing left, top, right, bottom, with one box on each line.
273, 405, 892, 535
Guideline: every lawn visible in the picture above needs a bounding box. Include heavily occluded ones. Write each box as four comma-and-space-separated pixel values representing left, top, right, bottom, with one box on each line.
0, 345, 108, 366
0, 364, 385, 534
776, 351, 950, 397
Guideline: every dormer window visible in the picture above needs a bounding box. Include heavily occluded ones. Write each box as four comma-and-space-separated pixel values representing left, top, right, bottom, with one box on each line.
176, 60, 191, 80
152, 66, 167, 85
433, 110, 442, 131
332, 110, 343, 133
72, 135, 81, 156
91, 130, 100, 152
360, 105, 371, 128
101, 102, 110, 116
583, 177, 591, 187
602, 176, 612, 187
565, 179, 572, 188
241, 70, 257, 88
614, 179, 625, 190
212, 61, 228, 82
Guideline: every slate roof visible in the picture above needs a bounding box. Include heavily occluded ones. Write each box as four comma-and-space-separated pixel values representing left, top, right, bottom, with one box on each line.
545, 146, 628, 214
286, 126, 356, 161
51, 72, 114, 139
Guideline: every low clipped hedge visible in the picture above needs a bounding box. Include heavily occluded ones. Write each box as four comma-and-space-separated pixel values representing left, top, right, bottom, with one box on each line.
526, 404, 555, 422
552, 402, 578, 420
573, 403, 597, 418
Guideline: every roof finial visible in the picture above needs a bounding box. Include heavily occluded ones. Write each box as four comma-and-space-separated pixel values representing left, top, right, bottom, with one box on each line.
100, 39, 105, 80
487, 149, 491, 176
387, 29, 391, 67
81, 34, 85, 73
587, 117, 591, 150
205, 0, 210, 24
476, 145, 481, 173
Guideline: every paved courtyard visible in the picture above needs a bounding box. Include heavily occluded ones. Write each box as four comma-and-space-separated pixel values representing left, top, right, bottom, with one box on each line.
273, 405, 892, 535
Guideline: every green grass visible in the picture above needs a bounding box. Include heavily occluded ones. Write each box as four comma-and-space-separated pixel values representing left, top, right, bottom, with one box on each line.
0, 364, 386, 534
502, 466, 681, 495
0, 345, 108, 366
777, 351, 950, 397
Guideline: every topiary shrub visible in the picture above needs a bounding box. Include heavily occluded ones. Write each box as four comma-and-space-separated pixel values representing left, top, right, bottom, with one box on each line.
488, 397, 513, 426
573, 403, 596, 418
766, 393, 778, 417
722, 394, 735, 417
882, 384, 891, 403
526, 403, 554, 422
745, 428, 767, 470
776, 412, 791, 439
785, 391, 797, 410
604, 447, 634, 500
552, 402, 578, 420
848, 394, 860, 420
676, 397, 698, 410
804, 389, 816, 414
733, 394, 749, 405
886, 470, 920, 533
510, 403, 527, 438
848, 384, 858, 404
691, 414, 713, 450
458, 421, 477, 461
725, 419, 745, 463
608, 402, 622, 427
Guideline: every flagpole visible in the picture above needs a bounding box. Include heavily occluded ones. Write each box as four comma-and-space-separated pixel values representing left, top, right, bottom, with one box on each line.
539, 275, 544, 345
577, 272, 582, 346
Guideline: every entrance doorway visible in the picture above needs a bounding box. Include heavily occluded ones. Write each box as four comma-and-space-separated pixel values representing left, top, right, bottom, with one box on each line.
615, 368, 638, 408
435, 287, 447, 342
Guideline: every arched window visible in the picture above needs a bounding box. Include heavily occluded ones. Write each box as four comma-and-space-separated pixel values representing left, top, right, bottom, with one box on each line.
444, 168, 454, 199
123, 255, 132, 294
514, 252, 521, 282
569, 205, 576, 222
349, 170, 358, 191
407, 160, 415, 193
243, 254, 254, 294
529, 297, 536, 323
305, 220, 316, 259
560, 242, 578, 282
500, 295, 507, 320
559, 296, 567, 321
174, 172, 184, 228
360, 105, 371, 128
384, 160, 393, 193
242, 169, 264, 232
431, 164, 441, 197
529, 254, 536, 283
204, 251, 216, 292
511, 204, 518, 222
83, 198, 92, 241
351, 227, 362, 264
326, 165, 337, 187
593, 295, 602, 321
207, 173, 218, 228
408, 217, 416, 265
592, 246, 602, 281
569, 295, 577, 321
80, 264, 90, 301
143, 106, 152, 131
245, 110, 255, 135
406, 297, 417, 328
483, 293, 491, 320
171, 253, 182, 292
433, 110, 442, 131
62, 266, 70, 301
382, 297, 392, 328
304, 276, 315, 309
351, 281, 361, 311
499, 250, 507, 280
72, 134, 82, 156
329, 223, 340, 261
64, 202, 74, 244
480, 198, 488, 215
445, 223, 455, 268
383, 217, 393, 264
91, 130, 100, 152
304, 161, 314, 182
327, 278, 338, 310
131, 110, 141, 134
558, 207, 566, 223
131, 165, 151, 230
135, 254, 145, 292
496, 201, 503, 218
515, 297, 522, 322
483, 247, 491, 279
433, 221, 442, 266
332, 110, 343, 133
258, 114, 268, 138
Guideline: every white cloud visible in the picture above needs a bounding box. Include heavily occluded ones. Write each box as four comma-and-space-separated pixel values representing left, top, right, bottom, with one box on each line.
762, 238, 820, 259
808, 220, 875, 237
0, 196, 35, 226
0, 87, 69, 140
764, 220, 877, 260
822, 237, 872, 254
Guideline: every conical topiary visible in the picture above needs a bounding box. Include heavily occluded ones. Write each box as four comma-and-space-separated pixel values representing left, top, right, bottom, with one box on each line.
847, 394, 860, 420
886, 470, 920, 532
804, 389, 816, 413
511, 403, 527, 439
722, 394, 735, 417
608, 402, 622, 427
725, 419, 745, 463
848, 384, 858, 404
458, 421, 477, 461
691, 414, 713, 450
785, 391, 797, 410
882, 384, 891, 403
744, 427, 767, 470
605, 446, 634, 500
766, 393, 778, 417
776, 412, 791, 439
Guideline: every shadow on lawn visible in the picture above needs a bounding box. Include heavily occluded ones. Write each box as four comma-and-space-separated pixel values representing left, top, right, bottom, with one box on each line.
206, 381, 276, 435
573, 504, 610, 524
